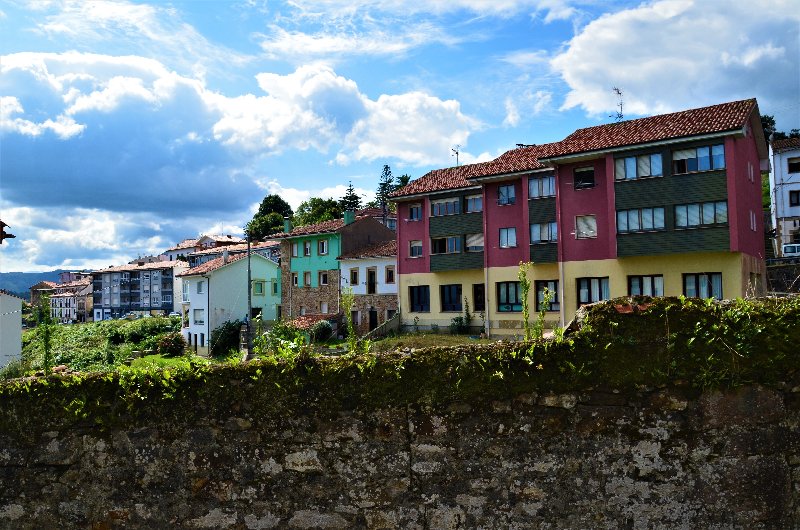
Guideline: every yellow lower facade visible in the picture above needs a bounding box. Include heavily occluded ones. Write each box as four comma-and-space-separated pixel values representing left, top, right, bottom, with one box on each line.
399, 251, 766, 337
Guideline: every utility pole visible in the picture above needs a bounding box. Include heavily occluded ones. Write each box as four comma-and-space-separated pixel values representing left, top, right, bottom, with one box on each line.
451, 145, 460, 166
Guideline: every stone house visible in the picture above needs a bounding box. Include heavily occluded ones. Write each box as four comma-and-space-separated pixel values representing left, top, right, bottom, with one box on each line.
338, 240, 398, 334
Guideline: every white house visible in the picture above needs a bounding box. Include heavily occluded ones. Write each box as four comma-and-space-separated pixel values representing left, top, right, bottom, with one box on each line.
770, 137, 800, 255
178, 250, 281, 355
338, 240, 398, 334
0, 291, 23, 370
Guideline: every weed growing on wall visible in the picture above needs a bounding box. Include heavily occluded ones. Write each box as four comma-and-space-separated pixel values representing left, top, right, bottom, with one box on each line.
518, 262, 533, 340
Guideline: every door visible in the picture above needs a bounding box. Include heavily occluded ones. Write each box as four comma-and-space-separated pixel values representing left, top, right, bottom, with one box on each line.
368, 309, 378, 331
367, 269, 377, 294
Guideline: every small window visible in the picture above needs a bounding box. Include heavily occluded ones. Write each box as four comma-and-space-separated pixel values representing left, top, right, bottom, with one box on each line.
466, 233, 484, 252
350, 268, 359, 286
464, 194, 483, 213
431, 198, 461, 216
440, 284, 463, 312
535, 280, 559, 311
576, 215, 597, 239
351, 310, 360, 325
472, 283, 485, 312
683, 272, 723, 300
790, 190, 800, 207
319, 271, 328, 286
292, 273, 298, 287
497, 281, 522, 312
303, 272, 311, 286
303, 241, 312, 256
385, 266, 395, 284
574, 167, 595, 189
576, 277, 609, 306
320, 302, 328, 314
530, 221, 557, 243
272, 282, 278, 295
499, 227, 517, 248
788, 157, 800, 174
529, 175, 556, 198
410, 240, 423, 257
409, 204, 422, 221
498, 184, 516, 205
628, 275, 664, 296
291, 242, 298, 257
253, 281, 265, 295
196, 281, 205, 294
193, 309, 205, 325
318, 239, 328, 255
409, 285, 430, 312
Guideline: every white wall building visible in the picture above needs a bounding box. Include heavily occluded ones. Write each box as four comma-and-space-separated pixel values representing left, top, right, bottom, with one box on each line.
770, 138, 800, 255
0, 291, 23, 369
338, 240, 398, 333
178, 251, 281, 356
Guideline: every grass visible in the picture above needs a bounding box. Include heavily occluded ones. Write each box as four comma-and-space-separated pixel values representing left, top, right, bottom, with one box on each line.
370, 332, 494, 353
127, 354, 208, 371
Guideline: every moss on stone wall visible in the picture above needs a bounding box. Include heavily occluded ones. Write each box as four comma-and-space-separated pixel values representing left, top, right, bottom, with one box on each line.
1, 296, 798, 442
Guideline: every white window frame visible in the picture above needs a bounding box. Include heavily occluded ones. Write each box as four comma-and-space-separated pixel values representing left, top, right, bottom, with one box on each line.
499, 227, 517, 248
575, 215, 597, 239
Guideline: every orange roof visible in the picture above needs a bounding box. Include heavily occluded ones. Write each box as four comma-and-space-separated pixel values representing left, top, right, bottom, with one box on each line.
339, 240, 397, 260
540, 98, 757, 160
773, 137, 800, 152
391, 161, 495, 198
190, 240, 279, 256
165, 238, 198, 252
290, 314, 333, 330
94, 261, 188, 274
177, 251, 275, 277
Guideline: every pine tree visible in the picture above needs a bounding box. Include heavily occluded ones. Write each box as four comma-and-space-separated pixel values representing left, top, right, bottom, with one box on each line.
375, 165, 395, 207
339, 181, 362, 211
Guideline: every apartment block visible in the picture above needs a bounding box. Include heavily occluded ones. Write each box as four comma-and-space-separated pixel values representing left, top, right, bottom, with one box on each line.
91, 260, 188, 320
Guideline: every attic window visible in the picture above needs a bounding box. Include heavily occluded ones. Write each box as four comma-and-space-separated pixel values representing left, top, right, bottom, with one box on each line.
574, 167, 595, 189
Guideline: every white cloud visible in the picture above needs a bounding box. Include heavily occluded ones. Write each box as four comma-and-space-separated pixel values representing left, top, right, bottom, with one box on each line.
503, 97, 520, 127
551, 0, 800, 119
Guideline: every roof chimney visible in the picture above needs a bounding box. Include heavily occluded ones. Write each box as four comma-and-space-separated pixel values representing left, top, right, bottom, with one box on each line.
344, 210, 355, 225
284, 216, 293, 233
222, 248, 229, 264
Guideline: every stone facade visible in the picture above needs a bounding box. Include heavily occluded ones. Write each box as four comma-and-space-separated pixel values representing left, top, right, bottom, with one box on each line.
352, 293, 398, 334
0, 382, 797, 528
280, 239, 342, 317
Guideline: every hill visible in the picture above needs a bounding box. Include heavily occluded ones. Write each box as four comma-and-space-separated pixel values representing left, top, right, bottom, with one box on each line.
0, 270, 66, 300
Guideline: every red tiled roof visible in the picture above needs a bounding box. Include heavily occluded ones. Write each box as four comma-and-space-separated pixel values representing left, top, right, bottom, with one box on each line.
540, 99, 757, 160
773, 137, 800, 152
190, 240, 279, 256
57, 279, 92, 289
357, 207, 396, 219
390, 161, 495, 198
271, 218, 345, 238
177, 252, 248, 277
30, 281, 58, 290
94, 261, 188, 274
165, 238, 198, 252
338, 240, 397, 260
290, 314, 333, 330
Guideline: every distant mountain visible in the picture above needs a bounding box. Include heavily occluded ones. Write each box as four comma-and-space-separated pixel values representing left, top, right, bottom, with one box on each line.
0, 270, 67, 300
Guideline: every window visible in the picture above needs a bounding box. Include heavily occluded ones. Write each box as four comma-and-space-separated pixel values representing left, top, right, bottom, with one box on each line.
182, 281, 189, 302
750, 210, 757, 232
196, 281, 205, 294
385, 266, 395, 284
409, 203, 422, 221
576, 215, 597, 239
303, 272, 311, 286
466, 233, 484, 252
530, 222, 557, 243
675, 201, 727, 228
790, 190, 800, 207
574, 167, 595, 189
615, 154, 663, 180
319, 271, 328, 286
291, 242, 298, 257
497, 282, 522, 312
300, 307, 306, 316
193, 309, 205, 325
683, 272, 723, 299
577, 277, 610, 306
303, 241, 312, 256
535, 280, 559, 311
320, 302, 328, 314
318, 239, 328, 255
788, 157, 800, 174
350, 268, 359, 286
386, 218, 397, 230
472, 284, 485, 312
529, 175, 556, 198
498, 184, 516, 205
409, 285, 430, 312
617, 208, 666, 233
464, 194, 483, 213
253, 281, 265, 295
628, 275, 664, 296
410, 240, 423, 257
431, 236, 462, 254
431, 198, 461, 216
672, 144, 725, 173
351, 310, 360, 325
440, 284, 462, 312
272, 281, 279, 295
499, 227, 517, 248
292, 273, 298, 287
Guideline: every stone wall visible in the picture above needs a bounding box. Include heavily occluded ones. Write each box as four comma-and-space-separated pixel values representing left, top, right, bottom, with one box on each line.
0, 382, 797, 528
352, 293, 397, 334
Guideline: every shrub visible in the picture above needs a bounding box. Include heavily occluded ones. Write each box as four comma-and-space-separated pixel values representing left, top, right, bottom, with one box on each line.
157, 332, 186, 357
210, 319, 243, 357
310, 320, 333, 342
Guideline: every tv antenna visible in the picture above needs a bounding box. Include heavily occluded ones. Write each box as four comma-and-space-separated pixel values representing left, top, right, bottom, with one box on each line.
451, 145, 460, 166
610, 87, 624, 122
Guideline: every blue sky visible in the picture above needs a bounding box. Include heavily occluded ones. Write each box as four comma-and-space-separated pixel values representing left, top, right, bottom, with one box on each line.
1, 0, 798, 272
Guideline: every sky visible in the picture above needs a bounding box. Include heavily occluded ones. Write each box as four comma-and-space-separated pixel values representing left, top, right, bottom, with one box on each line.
1, 0, 798, 273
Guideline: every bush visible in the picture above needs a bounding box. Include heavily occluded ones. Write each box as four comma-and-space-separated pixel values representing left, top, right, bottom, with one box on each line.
210, 319, 243, 357
310, 320, 333, 343
157, 332, 186, 357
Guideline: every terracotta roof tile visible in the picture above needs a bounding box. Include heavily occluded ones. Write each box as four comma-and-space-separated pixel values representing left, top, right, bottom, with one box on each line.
773, 137, 800, 152
290, 314, 334, 330
541, 99, 757, 159
165, 238, 198, 252
338, 240, 397, 260
390, 161, 495, 198
177, 252, 251, 277
94, 261, 188, 274
270, 218, 345, 238
190, 240, 279, 256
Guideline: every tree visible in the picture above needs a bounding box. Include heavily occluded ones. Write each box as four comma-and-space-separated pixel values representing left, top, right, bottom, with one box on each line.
246, 194, 293, 240
395, 174, 411, 191
293, 197, 342, 227
33, 294, 54, 372
761, 115, 800, 142
339, 181, 362, 212
375, 165, 395, 207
